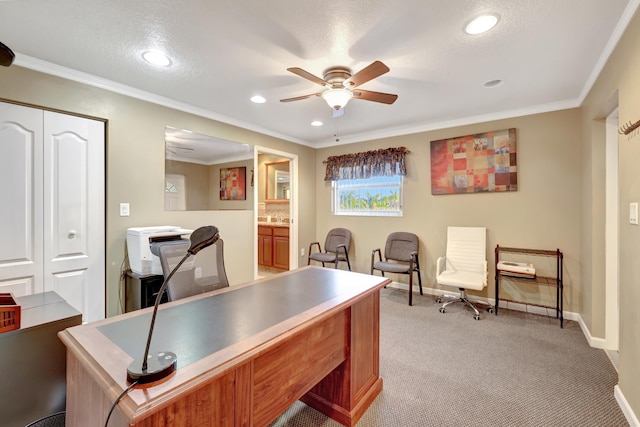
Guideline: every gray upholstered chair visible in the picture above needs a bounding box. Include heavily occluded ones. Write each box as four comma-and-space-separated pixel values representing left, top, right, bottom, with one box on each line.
435, 226, 493, 319
371, 232, 422, 305
25, 412, 66, 427
152, 238, 228, 301
307, 228, 352, 270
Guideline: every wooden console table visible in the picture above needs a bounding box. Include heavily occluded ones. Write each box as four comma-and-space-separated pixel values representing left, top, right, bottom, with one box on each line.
59, 266, 390, 427
495, 245, 564, 328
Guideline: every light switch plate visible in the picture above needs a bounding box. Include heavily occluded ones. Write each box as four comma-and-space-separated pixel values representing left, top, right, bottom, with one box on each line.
120, 203, 130, 217
630, 202, 638, 225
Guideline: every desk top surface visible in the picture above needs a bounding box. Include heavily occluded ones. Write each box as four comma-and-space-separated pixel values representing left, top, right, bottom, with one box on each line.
99, 267, 377, 368
60, 267, 389, 401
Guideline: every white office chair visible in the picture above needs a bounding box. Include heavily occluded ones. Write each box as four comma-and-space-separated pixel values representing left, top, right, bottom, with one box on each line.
435, 226, 493, 320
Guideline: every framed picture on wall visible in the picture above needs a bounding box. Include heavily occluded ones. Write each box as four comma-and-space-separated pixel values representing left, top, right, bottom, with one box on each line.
430, 128, 517, 195
220, 167, 246, 200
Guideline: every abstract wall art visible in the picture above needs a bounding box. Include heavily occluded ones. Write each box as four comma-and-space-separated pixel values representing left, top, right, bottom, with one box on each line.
430, 128, 517, 195
220, 167, 246, 200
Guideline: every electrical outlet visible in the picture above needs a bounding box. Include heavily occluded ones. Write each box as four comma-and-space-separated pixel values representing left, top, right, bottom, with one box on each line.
301, 248, 305, 257
194, 267, 202, 278
119, 203, 130, 217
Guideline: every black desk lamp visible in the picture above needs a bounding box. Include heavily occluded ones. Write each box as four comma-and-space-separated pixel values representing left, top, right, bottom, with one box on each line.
126, 225, 220, 384
0, 41, 15, 67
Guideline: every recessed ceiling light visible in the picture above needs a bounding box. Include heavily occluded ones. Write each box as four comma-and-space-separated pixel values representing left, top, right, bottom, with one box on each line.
483, 79, 504, 88
250, 95, 266, 104
465, 14, 499, 35
142, 50, 171, 67
311, 121, 323, 127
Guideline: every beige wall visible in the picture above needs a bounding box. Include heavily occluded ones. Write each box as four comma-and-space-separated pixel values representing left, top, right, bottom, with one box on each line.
0, 65, 316, 319
580, 9, 640, 419
316, 110, 581, 311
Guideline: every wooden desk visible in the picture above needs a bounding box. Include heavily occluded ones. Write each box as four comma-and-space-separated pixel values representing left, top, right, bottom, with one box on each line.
59, 266, 390, 427
0, 291, 82, 427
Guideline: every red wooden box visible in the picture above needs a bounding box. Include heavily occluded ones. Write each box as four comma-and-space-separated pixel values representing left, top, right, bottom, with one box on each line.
0, 293, 21, 333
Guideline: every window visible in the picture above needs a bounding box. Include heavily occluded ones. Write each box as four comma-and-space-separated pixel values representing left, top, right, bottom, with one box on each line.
332, 175, 403, 216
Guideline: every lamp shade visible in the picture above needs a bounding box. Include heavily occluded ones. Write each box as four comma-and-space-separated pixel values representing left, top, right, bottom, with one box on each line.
322, 88, 353, 110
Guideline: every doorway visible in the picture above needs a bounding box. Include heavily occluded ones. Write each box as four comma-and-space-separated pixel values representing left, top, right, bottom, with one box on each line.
254, 146, 298, 279
605, 107, 620, 362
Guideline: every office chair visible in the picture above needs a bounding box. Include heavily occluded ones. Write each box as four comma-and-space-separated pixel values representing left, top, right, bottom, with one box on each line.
24, 411, 65, 427
152, 238, 228, 301
307, 228, 352, 270
435, 226, 493, 320
371, 232, 422, 305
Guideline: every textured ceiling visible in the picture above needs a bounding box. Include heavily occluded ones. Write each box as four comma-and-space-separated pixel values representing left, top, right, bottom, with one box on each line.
0, 0, 637, 147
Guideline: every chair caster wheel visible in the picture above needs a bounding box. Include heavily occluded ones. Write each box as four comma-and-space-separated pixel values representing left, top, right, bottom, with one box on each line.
435, 297, 442, 303
439, 308, 445, 313
473, 315, 480, 320
487, 307, 494, 313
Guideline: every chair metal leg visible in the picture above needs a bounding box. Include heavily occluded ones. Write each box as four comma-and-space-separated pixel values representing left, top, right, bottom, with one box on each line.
437, 288, 493, 320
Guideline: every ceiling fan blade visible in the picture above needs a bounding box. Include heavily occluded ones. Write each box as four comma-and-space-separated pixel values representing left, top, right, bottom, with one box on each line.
0, 41, 15, 67
287, 67, 328, 87
344, 61, 389, 88
280, 92, 322, 103
352, 89, 398, 105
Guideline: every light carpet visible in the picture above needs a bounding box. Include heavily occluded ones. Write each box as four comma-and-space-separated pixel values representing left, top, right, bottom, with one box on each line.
269, 287, 628, 426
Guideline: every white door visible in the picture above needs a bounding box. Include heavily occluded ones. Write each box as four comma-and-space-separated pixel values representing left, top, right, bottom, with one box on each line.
165, 174, 186, 210
0, 102, 105, 322
0, 103, 44, 295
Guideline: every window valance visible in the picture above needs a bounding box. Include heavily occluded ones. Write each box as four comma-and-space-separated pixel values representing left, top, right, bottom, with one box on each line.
323, 147, 410, 181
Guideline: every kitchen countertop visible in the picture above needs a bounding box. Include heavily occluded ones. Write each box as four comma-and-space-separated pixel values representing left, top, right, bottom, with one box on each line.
257, 221, 290, 228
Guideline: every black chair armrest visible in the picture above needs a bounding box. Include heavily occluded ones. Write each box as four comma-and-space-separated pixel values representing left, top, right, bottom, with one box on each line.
409, 250, 419, 271
371, 248, 382, 274
335, 243, 347, 259
308, 241, 321, 254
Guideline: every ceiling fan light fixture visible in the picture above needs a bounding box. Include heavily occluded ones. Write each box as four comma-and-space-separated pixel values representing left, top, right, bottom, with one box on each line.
322, 88, 353, 110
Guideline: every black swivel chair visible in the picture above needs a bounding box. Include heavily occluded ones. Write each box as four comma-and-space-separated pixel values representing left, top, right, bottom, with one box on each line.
25, 412, 65, 427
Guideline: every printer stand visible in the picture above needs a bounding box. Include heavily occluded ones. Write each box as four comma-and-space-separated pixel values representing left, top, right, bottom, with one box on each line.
125, 271, 168, 312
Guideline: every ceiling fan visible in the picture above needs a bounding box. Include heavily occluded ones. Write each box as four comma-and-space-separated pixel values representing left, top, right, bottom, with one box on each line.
0, 41, 15, 67
280, 60, 398, 110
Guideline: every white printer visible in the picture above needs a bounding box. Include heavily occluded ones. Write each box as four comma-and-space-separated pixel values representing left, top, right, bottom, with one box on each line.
127, 226, 193, 275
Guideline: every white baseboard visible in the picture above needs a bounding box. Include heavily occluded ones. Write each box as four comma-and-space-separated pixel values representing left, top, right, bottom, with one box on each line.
575, 313, 608, 348
615, 385, 640, 426
389, 282, 579, 320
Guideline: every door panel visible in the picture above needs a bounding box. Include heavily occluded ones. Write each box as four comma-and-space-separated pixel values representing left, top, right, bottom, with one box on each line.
44, 111, 105, 322
0, 103, 43, 294
51, 269, 87, 318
